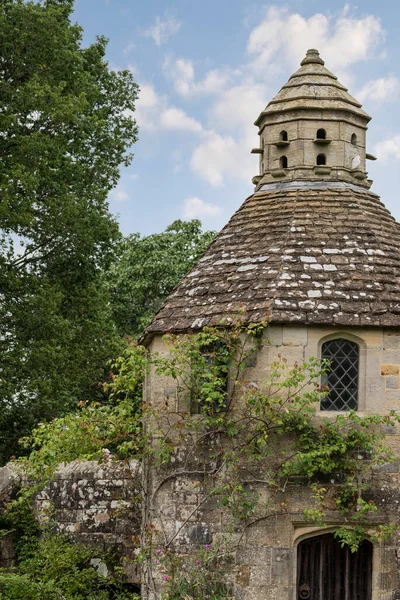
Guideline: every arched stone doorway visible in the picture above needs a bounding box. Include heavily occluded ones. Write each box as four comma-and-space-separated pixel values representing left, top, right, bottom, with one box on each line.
297, 533, 372, 599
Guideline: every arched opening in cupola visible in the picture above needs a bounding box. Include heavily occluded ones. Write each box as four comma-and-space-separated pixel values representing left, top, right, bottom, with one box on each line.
351, 133, 358, 146
316, 128, 326, 140
280, 155, 288, 169
280, 130, 288, 141
316, 154, 326, 166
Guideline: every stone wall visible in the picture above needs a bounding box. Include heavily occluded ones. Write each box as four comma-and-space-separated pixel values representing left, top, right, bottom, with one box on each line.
0, 460, 141, 584
0, 463, 19, 569
147, 324, 400, 418
144, 327, 400, 600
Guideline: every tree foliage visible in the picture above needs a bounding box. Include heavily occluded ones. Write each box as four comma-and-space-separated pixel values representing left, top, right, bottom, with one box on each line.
105, 220, 215, 337
0, 535, 139, 599
0, 0, 139, 463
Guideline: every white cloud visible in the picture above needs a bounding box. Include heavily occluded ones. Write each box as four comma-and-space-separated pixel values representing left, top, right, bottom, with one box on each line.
134, 83, 161, 130
111, 184, 130, 202
182, 197, 222, 219
210, 83, 266, 132
187, 82, 265, 187
164, 57, 237, 97
166, 58, 194, 96
144, 16, 181, 46
123, 42, 136, 55
135, 83, 204, 135
247, 6, 384, 77
191, 132, 254, 187
375, 135, 400, 162
358, 76, 400, 104
186, 5, 385, 189
159, 108, 203, 133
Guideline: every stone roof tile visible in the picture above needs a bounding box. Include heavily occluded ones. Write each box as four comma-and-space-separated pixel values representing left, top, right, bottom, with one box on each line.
145, 186, 400, 334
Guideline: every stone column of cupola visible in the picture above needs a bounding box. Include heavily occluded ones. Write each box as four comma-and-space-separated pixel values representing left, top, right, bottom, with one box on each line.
251, 49, 375, 191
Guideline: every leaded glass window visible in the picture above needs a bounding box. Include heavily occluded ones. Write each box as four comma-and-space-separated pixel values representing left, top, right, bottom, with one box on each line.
321, 339, 359, 411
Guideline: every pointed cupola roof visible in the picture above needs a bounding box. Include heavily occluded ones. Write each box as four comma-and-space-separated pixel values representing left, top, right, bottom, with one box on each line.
255, 49, 370, 126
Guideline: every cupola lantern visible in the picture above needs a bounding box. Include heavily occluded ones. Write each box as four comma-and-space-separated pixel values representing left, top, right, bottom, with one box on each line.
252, 49, 373, 189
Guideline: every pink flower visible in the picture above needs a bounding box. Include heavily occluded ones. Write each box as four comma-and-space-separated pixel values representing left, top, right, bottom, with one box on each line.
163, 575, 170, 581
102, 448, 112, 462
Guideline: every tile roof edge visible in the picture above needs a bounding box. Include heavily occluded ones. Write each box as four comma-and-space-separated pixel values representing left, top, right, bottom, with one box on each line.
255, 180, 379, 196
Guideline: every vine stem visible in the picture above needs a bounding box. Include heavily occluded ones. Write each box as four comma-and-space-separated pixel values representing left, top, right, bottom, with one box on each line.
165, 493, 211, 548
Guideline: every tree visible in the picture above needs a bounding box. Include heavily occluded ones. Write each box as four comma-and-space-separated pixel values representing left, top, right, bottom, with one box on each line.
0, 0, 139, 463
105, 220, 215, 338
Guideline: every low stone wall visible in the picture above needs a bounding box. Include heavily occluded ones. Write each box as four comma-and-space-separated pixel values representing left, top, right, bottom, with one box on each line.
0, 460, 142, 583
0, 463, 20, 569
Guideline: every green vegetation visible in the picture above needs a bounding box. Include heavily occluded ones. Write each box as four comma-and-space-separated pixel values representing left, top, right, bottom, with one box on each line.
106, 219, 215, 338
0, 535, 139, 599
0, 0, 215, 465
0, 0, 138, 462
2, 317, 398, 597
155, 544, 231, 600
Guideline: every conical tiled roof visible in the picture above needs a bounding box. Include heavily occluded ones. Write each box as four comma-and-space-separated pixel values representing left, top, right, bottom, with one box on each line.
255, 49, 370, 125
146, 184, 400, 334
144, 51, 397, 337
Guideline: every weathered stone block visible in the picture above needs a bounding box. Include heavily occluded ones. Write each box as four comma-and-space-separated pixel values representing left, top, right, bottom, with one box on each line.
282, 326, 308, 346
386, 376, 400, 389
271, 548, 290, 584
164, 386, 176, 398
375, 463, 399, 474
382, 364, 400, 376
183, 523, 212, 545
236, 564, 251, 587
384, 331, 400, 349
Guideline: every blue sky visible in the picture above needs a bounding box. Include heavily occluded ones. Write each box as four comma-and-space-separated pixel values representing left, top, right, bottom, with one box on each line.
72, 1, 400, 236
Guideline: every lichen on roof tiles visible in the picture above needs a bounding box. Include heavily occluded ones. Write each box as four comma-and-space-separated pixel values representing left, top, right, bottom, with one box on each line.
145, 185, 400, 334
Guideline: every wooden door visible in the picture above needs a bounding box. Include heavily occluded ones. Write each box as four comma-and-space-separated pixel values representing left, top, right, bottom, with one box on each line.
297, 533, 372, 600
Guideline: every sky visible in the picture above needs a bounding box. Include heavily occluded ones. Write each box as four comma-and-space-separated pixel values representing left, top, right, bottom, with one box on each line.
72, 0, 400, 236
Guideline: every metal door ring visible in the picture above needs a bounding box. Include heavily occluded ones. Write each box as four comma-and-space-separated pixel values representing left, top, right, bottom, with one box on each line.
299, 583, 311, 599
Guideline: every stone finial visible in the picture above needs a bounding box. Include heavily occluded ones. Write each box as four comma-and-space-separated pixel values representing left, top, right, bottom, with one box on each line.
300, 48, 325, 66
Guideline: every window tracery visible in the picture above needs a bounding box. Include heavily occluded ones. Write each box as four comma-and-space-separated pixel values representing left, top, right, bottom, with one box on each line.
321, 338, 359, 411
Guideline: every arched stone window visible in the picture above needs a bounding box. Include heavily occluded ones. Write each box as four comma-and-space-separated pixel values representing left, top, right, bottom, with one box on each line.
280, 155, 288, 168
321, 338, 359, 411
351, 133, 358, 146
316, 128, 326, 139
280, 130, 288, 141
297, 533, 372, 599
316, 154, 326, 165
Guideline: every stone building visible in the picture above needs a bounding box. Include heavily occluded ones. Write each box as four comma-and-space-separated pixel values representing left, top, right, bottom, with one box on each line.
142, 50, 400, 599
